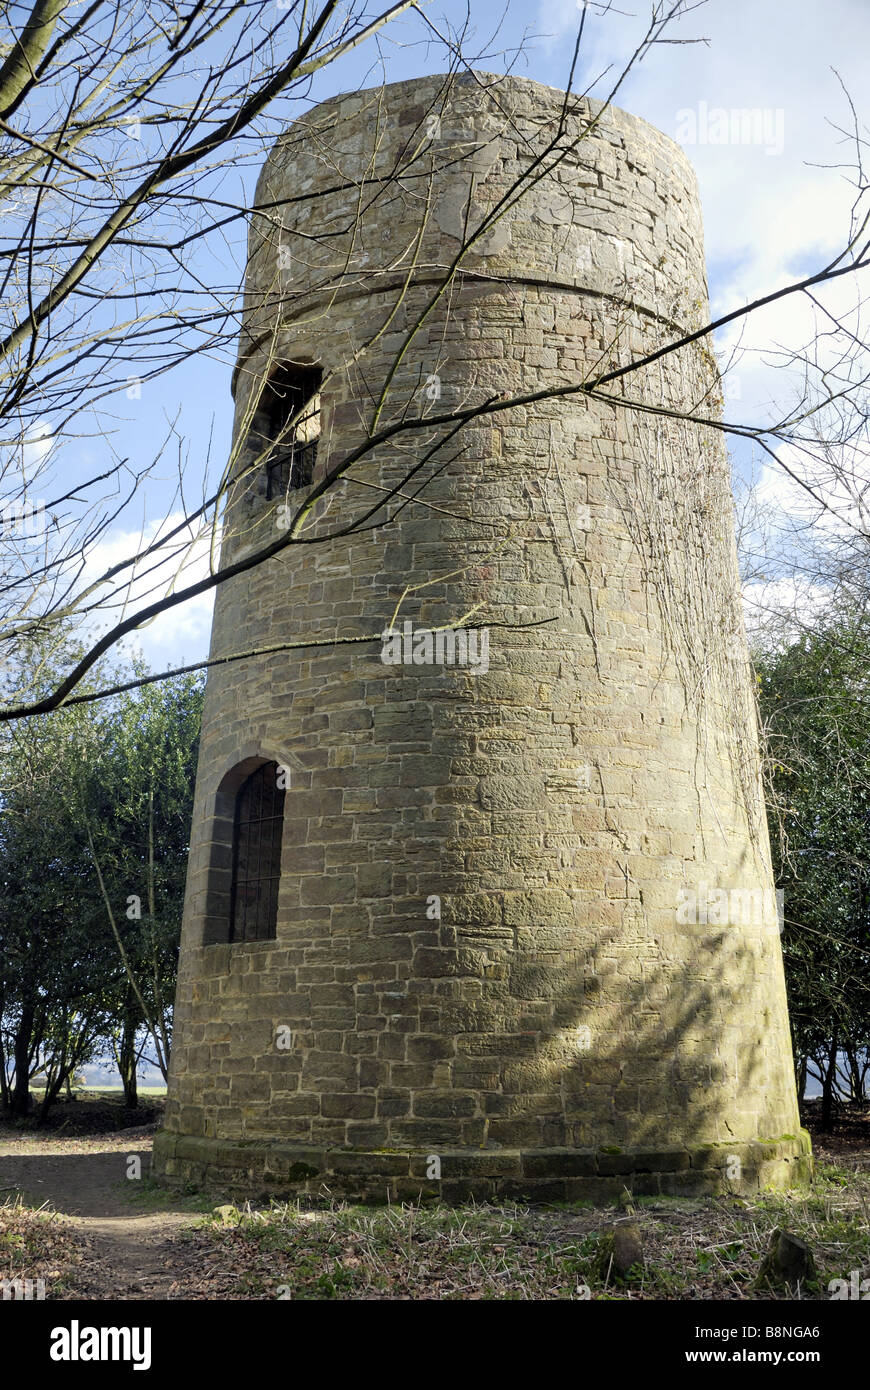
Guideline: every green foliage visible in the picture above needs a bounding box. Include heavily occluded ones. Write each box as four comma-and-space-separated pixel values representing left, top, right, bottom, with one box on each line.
0, 636, 115, 1112
0, 635, 202, 1116
74, 669, 204, 1083
756, 602, 870, 1112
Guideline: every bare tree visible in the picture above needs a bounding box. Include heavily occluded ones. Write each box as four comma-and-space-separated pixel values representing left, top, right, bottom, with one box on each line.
0, 0, 867, 719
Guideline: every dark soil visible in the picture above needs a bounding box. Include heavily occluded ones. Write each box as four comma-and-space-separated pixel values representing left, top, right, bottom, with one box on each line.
0, 1095, 198, 1299
2, 1094, 164, 1136
801, 1098, 870, 1166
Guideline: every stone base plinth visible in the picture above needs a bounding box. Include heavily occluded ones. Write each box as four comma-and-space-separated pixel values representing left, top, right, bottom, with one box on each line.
152, 1130, 812, 1204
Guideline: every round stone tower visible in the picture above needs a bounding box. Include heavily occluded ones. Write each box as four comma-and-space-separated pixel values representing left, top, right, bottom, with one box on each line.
154, 72, 810, 1201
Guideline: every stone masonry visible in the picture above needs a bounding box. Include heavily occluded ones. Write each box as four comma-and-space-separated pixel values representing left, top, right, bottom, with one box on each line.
153, 72, 811, 1202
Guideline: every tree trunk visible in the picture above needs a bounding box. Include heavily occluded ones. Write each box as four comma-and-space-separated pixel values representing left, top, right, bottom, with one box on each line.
39, 1071, 63, 1123
0, 1022, 8, 1110
118, 986, 140, 1109
10, 1005, 34, 1117
820, 1031, 839, 1132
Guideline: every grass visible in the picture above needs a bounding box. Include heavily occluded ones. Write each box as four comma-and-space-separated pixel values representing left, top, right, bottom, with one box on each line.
26, 1086, 168, 1098
3, 1097, 868, 1300
0, 1197, 88, 1298
125, 1174, 215, 1214
77, 1086, 167, 1096
178, 1159, 870, 1300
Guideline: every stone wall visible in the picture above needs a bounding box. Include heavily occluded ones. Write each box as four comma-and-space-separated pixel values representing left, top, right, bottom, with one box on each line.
154, 72, 810, 1199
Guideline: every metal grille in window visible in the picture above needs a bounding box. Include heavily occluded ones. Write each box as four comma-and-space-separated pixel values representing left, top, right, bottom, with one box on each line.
266, 437, 318, 498
261, 364, 322, 499
229, 762, 284, 943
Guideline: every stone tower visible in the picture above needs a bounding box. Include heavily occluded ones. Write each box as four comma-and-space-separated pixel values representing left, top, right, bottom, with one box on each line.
154, 73, 810, 1201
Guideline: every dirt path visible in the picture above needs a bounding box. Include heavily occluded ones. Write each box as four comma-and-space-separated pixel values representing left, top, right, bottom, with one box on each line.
0, 1128, 207, 1299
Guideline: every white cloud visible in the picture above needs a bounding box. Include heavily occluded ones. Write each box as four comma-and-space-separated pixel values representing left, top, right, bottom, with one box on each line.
536, 0, 869, 332
21, 421, 55, 474
743, 574, 832, 645
79, 512, 218, 673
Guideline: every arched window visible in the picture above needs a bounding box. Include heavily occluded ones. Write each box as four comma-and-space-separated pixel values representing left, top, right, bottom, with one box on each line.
229, 762, 285, 943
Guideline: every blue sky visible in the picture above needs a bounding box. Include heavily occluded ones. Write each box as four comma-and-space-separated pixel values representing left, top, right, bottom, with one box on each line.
62, 0, 870, 673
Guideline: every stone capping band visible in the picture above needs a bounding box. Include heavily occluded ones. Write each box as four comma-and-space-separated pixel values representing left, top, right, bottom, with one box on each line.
231, 270, 697, 401
154, 1131, 813, 1203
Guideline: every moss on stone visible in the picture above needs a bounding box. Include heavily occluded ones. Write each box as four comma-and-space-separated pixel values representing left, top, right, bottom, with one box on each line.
287, 1162, 320, 1181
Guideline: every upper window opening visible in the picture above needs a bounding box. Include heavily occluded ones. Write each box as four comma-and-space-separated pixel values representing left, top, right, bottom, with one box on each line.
250, 363, 322, 499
